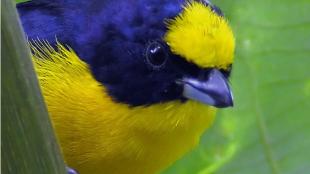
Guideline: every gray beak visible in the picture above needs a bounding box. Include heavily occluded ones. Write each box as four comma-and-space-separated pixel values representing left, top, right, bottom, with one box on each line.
181, 69, 233, 108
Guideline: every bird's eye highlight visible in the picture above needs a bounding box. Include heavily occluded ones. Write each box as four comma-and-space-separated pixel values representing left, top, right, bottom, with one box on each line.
146, 41, 168, 69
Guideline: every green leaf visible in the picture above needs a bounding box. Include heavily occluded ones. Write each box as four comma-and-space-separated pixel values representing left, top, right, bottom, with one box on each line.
15, 0, 27, 3
163, 0, 310, 174
2, 0, 67, 173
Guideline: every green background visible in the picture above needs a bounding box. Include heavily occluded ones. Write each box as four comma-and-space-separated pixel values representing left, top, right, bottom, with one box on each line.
14, 0, 310, 174
164, 0, 310, 174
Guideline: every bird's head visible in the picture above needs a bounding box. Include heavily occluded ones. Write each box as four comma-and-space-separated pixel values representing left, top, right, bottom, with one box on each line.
91, 0, 235, 108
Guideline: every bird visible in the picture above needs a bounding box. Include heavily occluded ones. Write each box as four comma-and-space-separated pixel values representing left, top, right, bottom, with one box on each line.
17, 0, 235, 174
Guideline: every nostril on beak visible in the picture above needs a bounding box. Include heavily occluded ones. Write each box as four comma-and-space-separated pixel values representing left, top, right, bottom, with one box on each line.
197, 69, 211, 81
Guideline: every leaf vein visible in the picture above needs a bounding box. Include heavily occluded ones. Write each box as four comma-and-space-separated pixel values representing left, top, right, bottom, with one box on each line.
241, 56, 281, 174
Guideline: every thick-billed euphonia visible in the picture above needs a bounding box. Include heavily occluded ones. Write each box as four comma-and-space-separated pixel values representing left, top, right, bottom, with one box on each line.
17, 0, 235, 173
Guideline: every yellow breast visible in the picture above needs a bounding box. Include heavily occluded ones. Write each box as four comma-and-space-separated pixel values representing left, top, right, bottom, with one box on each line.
32, 42, 216, 174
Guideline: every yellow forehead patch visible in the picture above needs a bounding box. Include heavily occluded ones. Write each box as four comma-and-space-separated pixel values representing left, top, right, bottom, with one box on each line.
164, 1, 235, 69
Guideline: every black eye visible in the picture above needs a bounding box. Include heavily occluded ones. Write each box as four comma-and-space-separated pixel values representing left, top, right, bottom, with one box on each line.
146, 41, 168, 69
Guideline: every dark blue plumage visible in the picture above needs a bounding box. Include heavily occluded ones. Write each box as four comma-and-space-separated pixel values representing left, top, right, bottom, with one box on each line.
17, 0, 227, 106
18, 0, 184, 62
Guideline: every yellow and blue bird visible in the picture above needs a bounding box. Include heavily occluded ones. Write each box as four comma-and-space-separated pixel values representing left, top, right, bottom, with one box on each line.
17, 0, 235, 173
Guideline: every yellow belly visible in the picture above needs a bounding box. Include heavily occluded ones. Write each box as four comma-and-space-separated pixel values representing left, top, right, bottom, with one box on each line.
32, 43, 216, 174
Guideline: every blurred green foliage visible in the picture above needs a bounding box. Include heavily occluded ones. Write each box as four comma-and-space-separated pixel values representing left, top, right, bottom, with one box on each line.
163, 0, 310, 174
14, 0, 310, 173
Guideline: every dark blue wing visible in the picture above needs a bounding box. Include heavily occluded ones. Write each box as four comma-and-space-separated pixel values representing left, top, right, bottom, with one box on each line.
16, 0, 109, 61
17, 1, 68, 46
16, 0, 184, 64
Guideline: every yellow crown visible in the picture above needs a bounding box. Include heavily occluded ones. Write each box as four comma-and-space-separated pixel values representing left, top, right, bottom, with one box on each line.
164, 1, 235, 69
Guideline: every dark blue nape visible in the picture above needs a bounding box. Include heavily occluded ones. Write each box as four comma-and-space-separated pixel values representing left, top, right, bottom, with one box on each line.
17, 0, 226, 106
